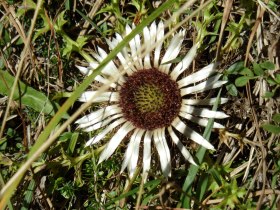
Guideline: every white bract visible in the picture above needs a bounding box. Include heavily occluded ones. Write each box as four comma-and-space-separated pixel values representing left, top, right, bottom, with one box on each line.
76, 21, 228, 178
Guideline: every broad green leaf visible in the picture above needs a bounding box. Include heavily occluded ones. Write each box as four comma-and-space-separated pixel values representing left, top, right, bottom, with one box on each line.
267, 77, 277, 85
226, 83, 238, 96
262, 124, 280, 134
240, 67, 254, 77
275, 74, 280, 84
0, 70, 69, 118
263, 91, 274, 98
65, 0, 71, 10
260, 61, 275, 70
226, 61, 244, 74
235, 76, 252, 87
272, 114, 280, 123
252, 63, 264, 76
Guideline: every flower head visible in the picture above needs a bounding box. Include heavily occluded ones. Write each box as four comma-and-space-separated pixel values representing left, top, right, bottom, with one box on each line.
76, 22, 228, 178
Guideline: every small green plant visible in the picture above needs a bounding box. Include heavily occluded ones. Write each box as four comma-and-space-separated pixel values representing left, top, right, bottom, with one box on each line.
224, 60, 276, 96
262, 113, 280, 135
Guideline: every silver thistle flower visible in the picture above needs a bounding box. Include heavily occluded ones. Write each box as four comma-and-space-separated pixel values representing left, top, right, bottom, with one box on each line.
75, 21, 228, 178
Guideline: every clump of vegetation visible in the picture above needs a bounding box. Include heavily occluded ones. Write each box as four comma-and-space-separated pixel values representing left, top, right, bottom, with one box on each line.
0, 0, 279, 209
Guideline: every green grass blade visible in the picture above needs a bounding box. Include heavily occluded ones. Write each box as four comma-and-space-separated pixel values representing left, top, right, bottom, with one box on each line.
179, 89, 222, 208
0, 172, 13, 210
75, 9, 104, 38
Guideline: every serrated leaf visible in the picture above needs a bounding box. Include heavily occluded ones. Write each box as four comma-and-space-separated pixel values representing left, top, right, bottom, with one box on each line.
33, 15, 50, 41
260, 61, 275, 70
0, 70, 69, 118
76, 36, 89, 49
54, 11, 67, 32
235, 76, 251, 87
226, 83, 238, 96
253, 62, 264, 76
272, 114, 280, 123
262, 124, 280, 134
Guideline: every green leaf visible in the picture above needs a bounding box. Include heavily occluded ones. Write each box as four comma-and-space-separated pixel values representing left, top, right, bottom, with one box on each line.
275, 74, 280, 84
65, 0, 71, 10
67, 132, 79, 154
235, 76, 252, 87
209, 167, 223, 186
226, 61, 244, 74
239, 67, 254, 77
76, 36, 89, 50
76, 9, 104, 38
263, 91, 274, 98
267, 77, 277, 85
252, 62, 264, 76
262, 124, 280, 134
272, 114, 280, 123
226, 83, 238, 96
0, 70, 69, 118
32, 16, 50, 41
21, 179, 36, 210
17, 0, 37, 17
260, 61, 275, 70
196, 173, 209, 202
62, 35, 89, 58
54, 11, 67, 32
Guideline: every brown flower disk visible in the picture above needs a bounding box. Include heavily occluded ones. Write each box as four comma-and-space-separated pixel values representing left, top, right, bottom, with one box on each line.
119, 68, 181, 130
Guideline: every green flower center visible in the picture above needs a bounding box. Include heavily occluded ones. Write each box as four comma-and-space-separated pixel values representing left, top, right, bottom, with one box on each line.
119, 68, 181, 130
134, 84, 164, 113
